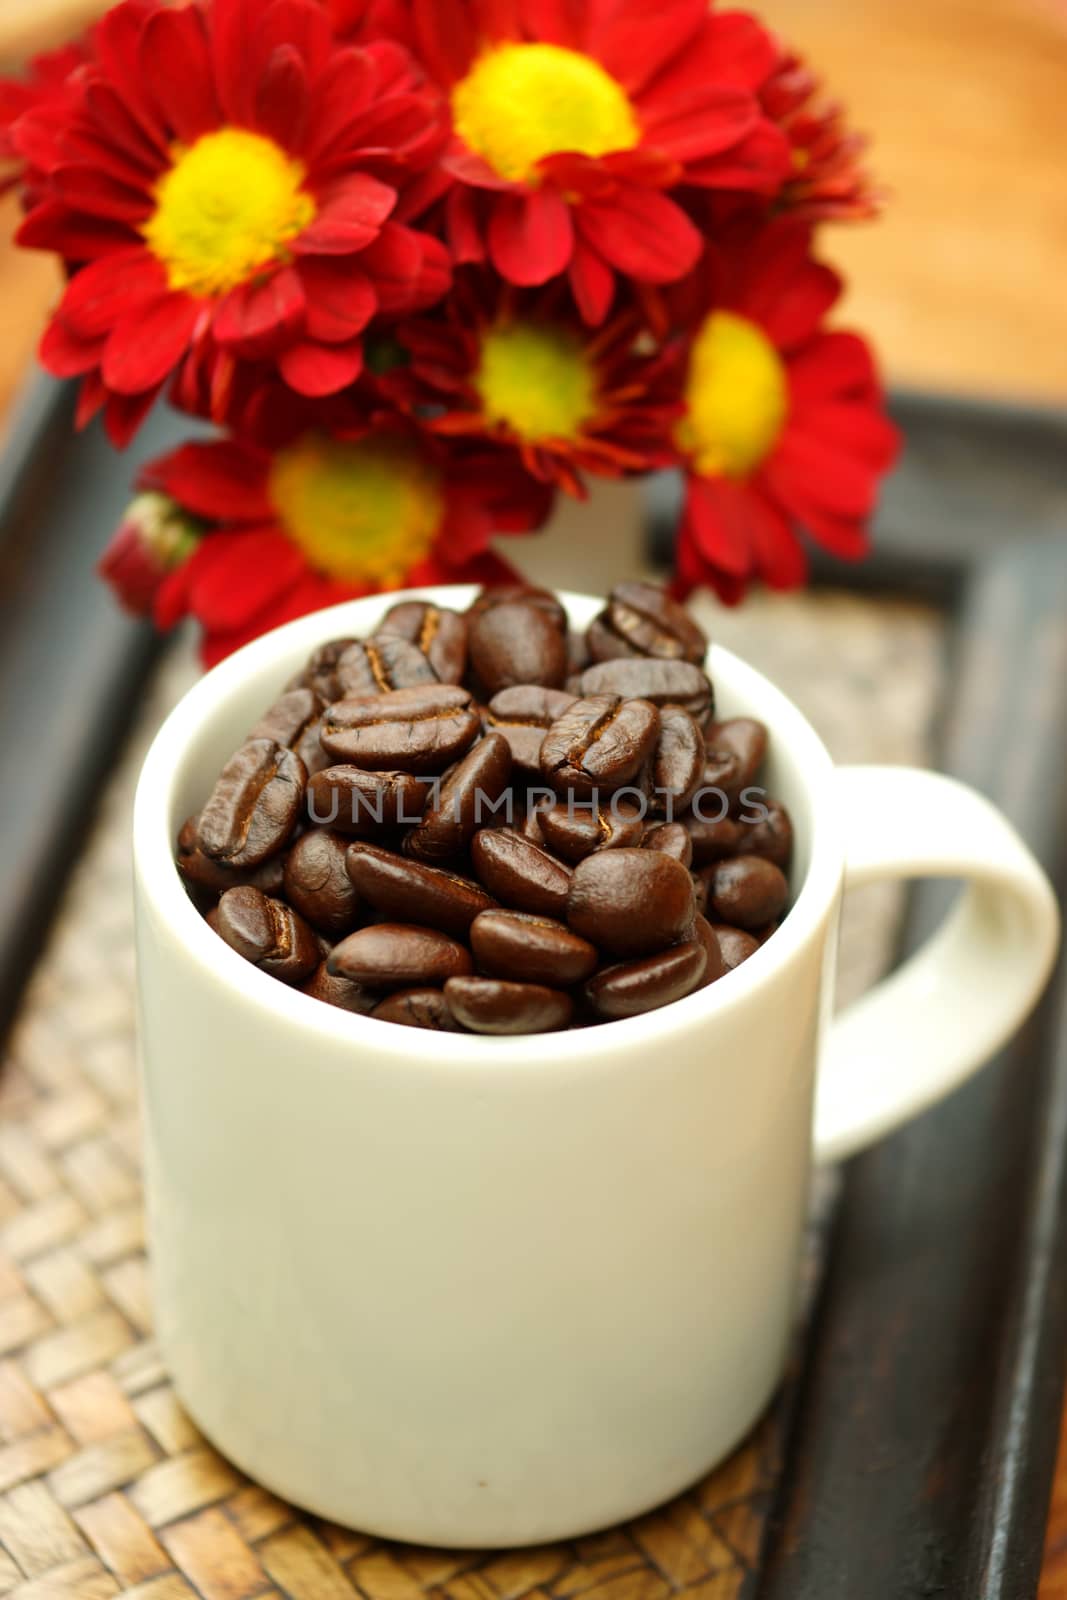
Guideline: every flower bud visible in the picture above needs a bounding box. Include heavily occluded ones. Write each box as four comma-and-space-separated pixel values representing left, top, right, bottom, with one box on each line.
98, 493, 202, 615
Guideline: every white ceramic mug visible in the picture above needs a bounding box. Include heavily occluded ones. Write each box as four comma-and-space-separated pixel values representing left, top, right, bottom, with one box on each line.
133, 587, 1059, 1548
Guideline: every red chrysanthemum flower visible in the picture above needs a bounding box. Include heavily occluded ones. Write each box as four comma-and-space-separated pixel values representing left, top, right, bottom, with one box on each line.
14, 0, 450, 445
404, 0, 789, 325
762, 48, 881, 223
139, 424, 553, 664
667, 221, 899, 602
390, 276, 679, 496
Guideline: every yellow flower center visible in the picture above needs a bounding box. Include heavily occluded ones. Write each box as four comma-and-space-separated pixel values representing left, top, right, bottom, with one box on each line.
452, 42, 640, 184
476, 321, 597, 443
678, 312, 789, 478
143, 129, 316, 298
269, 436, 444, 586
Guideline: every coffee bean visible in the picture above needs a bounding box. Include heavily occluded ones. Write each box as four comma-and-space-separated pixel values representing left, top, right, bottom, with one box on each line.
704, 855, 788, 930
404, 732, 512, 863
649, 706, 704, 815
198, 739, 306, 868
641, 822, 692, 867
374, 601, 468, 684
469, 602, 568, 694
738, 798, 793, 870
684, 814, 743, 866
371, 988, 463, 1029
567, 849, 694, 957
693, 913, 728, 988
578, 658, 713, 723
248, 687, 323, 749
329, 924, 473, 987
692, 872, 708, 916
346, 841, 496, 937
302, 637, 358, 701
589, 582, 708, 664
321, 685, 481, 772
584, 937, 707, 1019
471, 828, 572, 918
307, 766, 431, 833
444, 976, 573, 1034
283, 829, 360, 937
294, 717, 331, 777
213, 885, 320, 984
301, 961, 378, 1014
540, 696, 660, 795
471, 910, 598, 987
702, 718, 768, 805
468, 584, 568, 632
711, 923, 760, 971
176, 815, 286, 897
484, 686, 576, 776
538, 797, 645, 863
335, 636, 439, 697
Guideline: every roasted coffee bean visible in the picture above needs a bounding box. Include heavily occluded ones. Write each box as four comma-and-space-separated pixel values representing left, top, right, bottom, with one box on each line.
702, 718, 768, 805
484, 686, 576, 776
294, 717, 331, 777
712, 923, 761, 971
468, 602, 568, 694
649, 706, 704, 815
584, 938, 707, 1020
738, 798, 793, 870
684, 813, 743, 865
540, 695, 660, 795
704, 854, 788, 930
346, 841, 496, 937
692, 871, 708, 916
321, 685, 481, 772
692, 914, 728, 988
329, 923, 472, 988
538, 796, 644, 863
303, 637, 357, 701
301, 962, 378, 1014
374, 601, 468, 684
283, 829, 361, 938
578, 658, 713, 723
589, 582, 708, 664
249, 687, 323, 749
307, 766, 431, 833
197, 739, 305, 867
176, 815, 286, 897
335, 636, 438, 697
567, 848, 694, 957
471, 828, 572, 918
444, 976, 573, 1035
471, 910, 598, 987
370, 988, 463, 1030
641, 822, 692, 867
404, 733, 512, 863
468, 584, 568, 632
213, 886, 320, 984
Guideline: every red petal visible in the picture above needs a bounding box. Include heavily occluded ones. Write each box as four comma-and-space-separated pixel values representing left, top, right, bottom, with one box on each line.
258, 0, 335, 78
59, 250, 168, 340
142, 440, 274, 522
749, 261, 840, 351
212, 0, 260, 123
253, 45, 310, 150
299, 261, 377, 342
51, 165, 152, 224
213, 267, 307, 354
356, 221, 424, 310
788, 331, 880, 404
412, 0, 476, 84
303, 49, 376, 162
641, 86, 758, 162
40, 317, 103, 379
294, 175, 396, 253
685, 119, 790, 193
140, 6, 220, 142
102, 294, 200, 395
683, 475, 755, 578
279, 338, 365, 394
185, 529, 309, 633
591, 0, 707, 94
17, 203, 131, 260
102, 387, 162, 449
445, 185, 487, 263
568, 236, 616, 325
791, 402, 901, 470
520, 0, 587, 47
488, 189, 574, 285
763, 428, 886, 519
83, 81, 168, 169
580, 188, 701, 283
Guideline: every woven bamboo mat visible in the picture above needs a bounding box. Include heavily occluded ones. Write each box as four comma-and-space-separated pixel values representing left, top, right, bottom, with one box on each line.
0, 590, 943, 1600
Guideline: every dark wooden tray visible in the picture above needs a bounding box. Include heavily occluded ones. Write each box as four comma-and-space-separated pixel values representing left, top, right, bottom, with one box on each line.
2, 378, 1066, 1599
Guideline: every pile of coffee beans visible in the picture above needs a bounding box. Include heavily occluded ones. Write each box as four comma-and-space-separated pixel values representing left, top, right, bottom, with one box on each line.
177, 582, 793, 1034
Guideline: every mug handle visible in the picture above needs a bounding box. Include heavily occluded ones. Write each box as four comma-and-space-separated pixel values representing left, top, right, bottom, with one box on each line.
814, 765, 1060, 1165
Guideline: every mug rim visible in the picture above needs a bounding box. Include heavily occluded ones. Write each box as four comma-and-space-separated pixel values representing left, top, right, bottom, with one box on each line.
133, 586, 842, 1066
